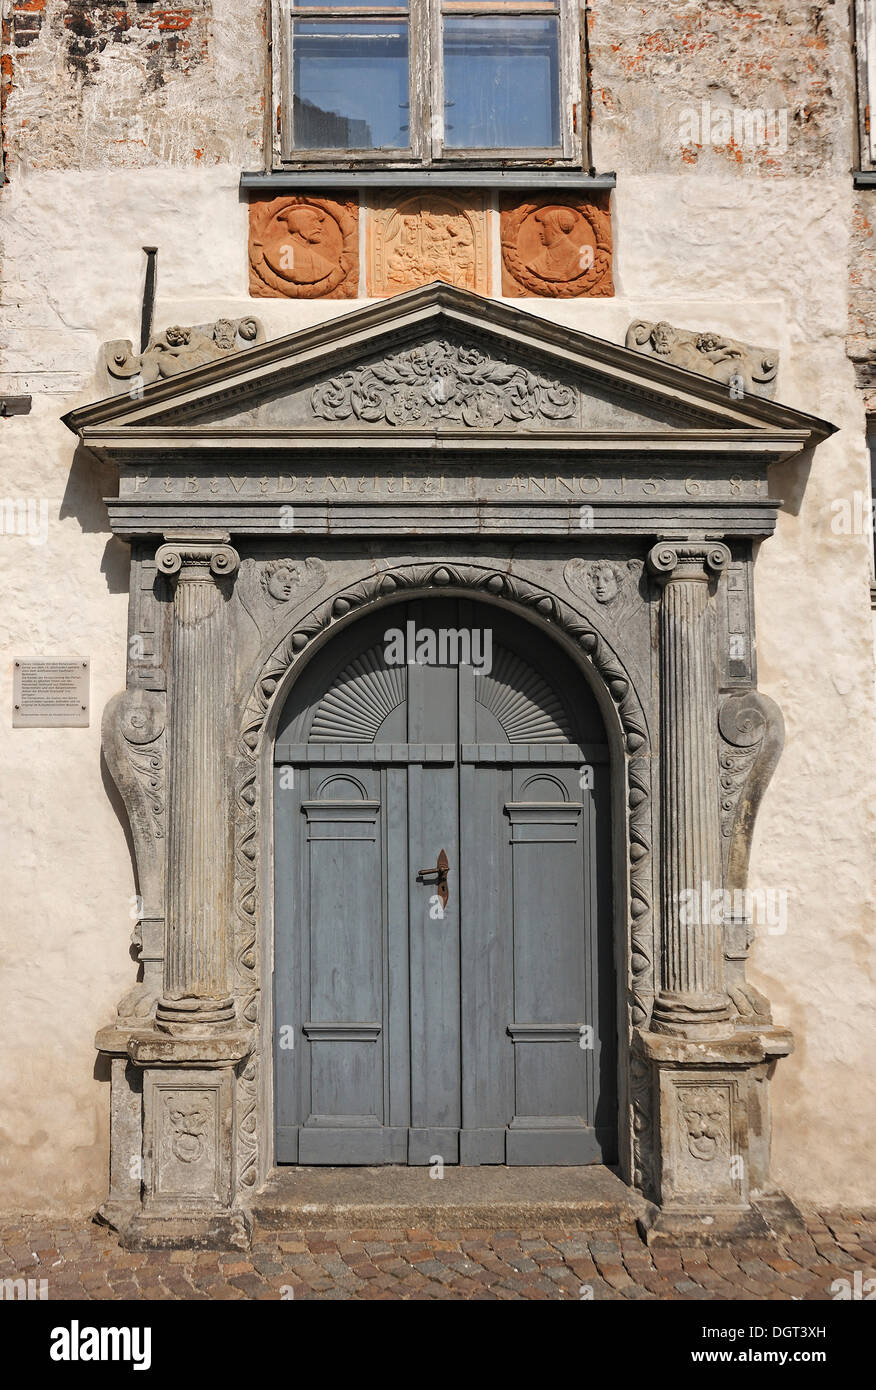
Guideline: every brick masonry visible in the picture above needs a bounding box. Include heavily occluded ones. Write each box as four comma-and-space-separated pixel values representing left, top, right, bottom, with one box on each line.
1, 1210, 874, 1301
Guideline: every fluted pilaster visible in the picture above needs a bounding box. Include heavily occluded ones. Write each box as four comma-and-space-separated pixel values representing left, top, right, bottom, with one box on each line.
648, 541, 733, 1040
154, 535, 239, 1034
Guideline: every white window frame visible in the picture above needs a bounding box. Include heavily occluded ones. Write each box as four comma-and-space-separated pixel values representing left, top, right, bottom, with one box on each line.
271, 0, 583, 167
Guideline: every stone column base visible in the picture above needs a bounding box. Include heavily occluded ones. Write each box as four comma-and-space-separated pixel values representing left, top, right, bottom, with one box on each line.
123, 1208, 253, 1252
634, 1024, 794, 1245
95, 1025, 255, 1250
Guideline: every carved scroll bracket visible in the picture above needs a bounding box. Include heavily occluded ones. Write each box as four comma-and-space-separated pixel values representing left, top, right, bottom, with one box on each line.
718, 690, 785, 892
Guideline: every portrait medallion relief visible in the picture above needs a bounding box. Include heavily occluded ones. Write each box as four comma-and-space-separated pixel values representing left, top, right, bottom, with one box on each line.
249, 196, 359, 299
501, 195, 613, 298
367, 195, 490, 296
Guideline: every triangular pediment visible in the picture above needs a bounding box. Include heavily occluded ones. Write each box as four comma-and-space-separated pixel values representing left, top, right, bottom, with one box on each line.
65, 283, 833, 457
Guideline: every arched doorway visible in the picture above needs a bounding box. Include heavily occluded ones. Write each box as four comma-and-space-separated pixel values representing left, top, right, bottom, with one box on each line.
273, 597, 616, 1166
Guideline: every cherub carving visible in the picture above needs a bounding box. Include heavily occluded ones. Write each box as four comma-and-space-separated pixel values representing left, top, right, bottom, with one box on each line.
564, 558, 643, 623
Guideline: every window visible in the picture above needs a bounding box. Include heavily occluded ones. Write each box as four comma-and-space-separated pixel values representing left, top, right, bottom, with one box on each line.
855, 0, 876, 170
276, 0, 581, 165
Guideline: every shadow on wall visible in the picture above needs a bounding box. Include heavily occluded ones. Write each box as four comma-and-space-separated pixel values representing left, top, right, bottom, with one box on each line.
766, 445, 814, 518
60, 441, 130, 594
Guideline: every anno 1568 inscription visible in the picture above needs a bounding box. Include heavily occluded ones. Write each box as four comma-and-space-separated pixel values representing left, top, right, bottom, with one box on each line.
13, 659, 90, 728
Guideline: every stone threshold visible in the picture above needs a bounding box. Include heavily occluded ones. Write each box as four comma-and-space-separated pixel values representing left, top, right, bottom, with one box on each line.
249, 1164, 652, 1232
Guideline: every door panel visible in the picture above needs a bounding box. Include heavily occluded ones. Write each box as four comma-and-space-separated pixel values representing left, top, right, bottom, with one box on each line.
274, 599, 616, 1166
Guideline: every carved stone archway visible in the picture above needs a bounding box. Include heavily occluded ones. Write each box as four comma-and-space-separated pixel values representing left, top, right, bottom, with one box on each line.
66, 283, 833, 1247
234, 560, 655, 1200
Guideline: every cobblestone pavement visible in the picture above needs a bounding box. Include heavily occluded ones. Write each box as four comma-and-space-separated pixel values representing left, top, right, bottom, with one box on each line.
1, 1211, 874, 1300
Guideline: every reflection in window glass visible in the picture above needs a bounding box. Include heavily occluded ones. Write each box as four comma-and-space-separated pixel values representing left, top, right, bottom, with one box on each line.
442, 17, 560, 149
292, 22, 409, 149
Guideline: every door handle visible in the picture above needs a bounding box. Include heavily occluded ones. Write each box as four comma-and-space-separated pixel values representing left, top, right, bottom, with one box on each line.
416, 848, 450, 909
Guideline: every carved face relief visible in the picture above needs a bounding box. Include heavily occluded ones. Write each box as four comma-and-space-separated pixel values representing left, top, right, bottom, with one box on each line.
165, 1094, 211, 1164
212, 319, 237, 352
564, 558, 642, 618
249, 196, 359, 299
680, 1088, 728, 1162
264, 562, 301, 604
500, 195, 613, 298
588, 562, 621, 603
651, 322, 676, 355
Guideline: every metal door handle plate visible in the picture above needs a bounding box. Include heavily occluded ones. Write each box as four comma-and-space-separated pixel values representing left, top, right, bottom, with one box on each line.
416, 847, 450, 909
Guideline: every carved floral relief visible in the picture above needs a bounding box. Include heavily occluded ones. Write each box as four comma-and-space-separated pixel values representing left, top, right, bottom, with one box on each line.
501, 195, 613, 298
367, 195, 490, 296
310, 339, 577, 429
249, 196, 359, 299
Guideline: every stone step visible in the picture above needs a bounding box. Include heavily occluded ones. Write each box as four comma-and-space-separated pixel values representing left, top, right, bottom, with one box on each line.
250, 1164, 653, 1232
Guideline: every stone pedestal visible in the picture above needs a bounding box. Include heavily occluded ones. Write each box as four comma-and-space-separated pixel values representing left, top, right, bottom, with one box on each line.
634, 1027, 794, 1245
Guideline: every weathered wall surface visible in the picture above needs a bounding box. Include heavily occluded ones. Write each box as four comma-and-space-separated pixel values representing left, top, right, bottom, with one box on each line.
1, 0, 874, 1213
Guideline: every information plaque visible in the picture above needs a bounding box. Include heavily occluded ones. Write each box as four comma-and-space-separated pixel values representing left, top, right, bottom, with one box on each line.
13, 659, 90, 728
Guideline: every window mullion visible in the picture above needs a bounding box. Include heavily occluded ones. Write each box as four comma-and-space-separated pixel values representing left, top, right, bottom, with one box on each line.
423, 1, 443, 163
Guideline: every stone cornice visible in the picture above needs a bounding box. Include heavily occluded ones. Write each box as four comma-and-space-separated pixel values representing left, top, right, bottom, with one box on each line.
63, 283, 836, 450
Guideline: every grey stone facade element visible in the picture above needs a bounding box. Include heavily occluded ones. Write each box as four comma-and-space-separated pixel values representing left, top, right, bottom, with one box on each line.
101, 688, 167, 1023
65, 284, 834, 1246
101, 318, 266, 394
634, 1028, 794, 1245
154, 537, 239, 1036
625, 319, 779, 399
647, 541, 734, 1040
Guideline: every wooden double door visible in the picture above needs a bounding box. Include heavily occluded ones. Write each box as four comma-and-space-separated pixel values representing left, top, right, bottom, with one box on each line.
274, 599, 616, 1165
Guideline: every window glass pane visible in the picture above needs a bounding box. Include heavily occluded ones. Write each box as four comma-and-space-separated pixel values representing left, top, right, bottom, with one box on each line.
292, 21, 409, 149
442, 17, 560, 149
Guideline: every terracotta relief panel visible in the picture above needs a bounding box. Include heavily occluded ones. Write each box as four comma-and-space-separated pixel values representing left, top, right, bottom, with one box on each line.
249, 196, 359, 299
500, 193, 613, 298
367, 194, 490, 296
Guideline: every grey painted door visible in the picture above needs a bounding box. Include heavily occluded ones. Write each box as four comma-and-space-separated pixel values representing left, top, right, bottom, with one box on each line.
274, 600, 615, 1165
